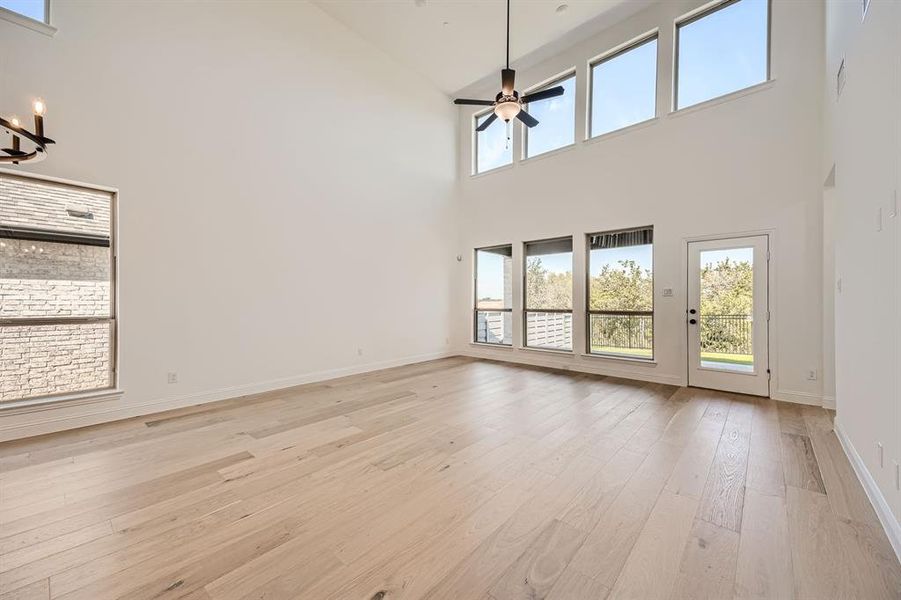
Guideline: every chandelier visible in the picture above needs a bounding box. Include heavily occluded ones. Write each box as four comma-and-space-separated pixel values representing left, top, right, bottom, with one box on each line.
1, 99, 54, 164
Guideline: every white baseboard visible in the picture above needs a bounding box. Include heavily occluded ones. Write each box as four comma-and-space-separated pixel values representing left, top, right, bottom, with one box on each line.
821, 395, 836, 410
834, 418, 901, 564
0, 350, 454, 442
461, 346, 684, 386
771, 389, 824, 407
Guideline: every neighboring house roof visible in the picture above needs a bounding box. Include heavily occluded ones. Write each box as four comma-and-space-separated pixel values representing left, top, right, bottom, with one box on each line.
0, 173, 111, 245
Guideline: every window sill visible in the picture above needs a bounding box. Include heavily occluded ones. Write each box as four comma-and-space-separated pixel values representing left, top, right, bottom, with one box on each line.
0, 389, 123, 414
669, 79, 775, 119
520, 346, 574, 357
470, 162, 514, 179
470, 342, 514, 350
585, 117, 658, 145
520, 142, 577, 166
0, 7, 56, 36
581, 353, 657, 366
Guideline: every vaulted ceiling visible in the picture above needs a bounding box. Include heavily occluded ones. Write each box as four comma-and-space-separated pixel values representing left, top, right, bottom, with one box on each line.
312, 0, 649, 95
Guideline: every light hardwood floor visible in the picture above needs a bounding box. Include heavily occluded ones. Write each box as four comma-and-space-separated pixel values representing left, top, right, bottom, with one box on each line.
0, 357, 898, 599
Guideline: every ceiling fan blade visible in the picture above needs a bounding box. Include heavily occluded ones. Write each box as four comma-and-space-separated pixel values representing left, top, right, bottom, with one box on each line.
475, 113, 498, 132
521, 85, 565, 104
454, 98, 494, 106
516, 110, 539, 128
501, 69, 516, 96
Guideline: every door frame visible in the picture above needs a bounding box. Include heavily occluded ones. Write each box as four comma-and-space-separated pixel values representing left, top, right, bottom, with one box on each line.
682, 228, 776, 397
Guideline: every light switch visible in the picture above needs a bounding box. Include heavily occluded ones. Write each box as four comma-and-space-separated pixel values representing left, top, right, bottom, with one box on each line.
876, 206, 883, 232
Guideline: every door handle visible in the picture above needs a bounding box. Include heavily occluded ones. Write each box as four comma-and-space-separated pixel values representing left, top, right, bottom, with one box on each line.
689, 318, 697, 325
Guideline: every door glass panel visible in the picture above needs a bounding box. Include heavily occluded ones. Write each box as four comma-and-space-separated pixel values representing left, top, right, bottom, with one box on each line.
699, 247, 754, 372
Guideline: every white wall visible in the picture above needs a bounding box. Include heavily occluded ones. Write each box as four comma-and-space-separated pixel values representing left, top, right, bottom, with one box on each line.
453, 0, 825, 404
824, 0, 901, 529
0, 0, 457, 440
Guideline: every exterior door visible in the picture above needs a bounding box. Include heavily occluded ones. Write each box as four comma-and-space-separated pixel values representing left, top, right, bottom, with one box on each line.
687, 235, 769, 396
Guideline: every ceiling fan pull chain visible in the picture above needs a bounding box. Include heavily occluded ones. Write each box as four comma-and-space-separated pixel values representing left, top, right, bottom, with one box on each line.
505, 120, 511, 150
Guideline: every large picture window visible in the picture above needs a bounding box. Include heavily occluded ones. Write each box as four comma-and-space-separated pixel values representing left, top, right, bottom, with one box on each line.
474, 245, 513, 345
474, 111, 512, 174
587, 227, 653, 359
523, 73, 576, 159
675, 0, 769, 110
524, 237, 572, 351
0, 172, 117, 405
590, 34, 658, 138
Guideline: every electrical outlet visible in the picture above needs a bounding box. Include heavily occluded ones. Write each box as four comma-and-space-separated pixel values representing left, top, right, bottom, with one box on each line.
167, 372, 178, 384
876, 206, 883, 232
357, 348, 363, 356
807, 369, 817, 381
836, 277, 842, 293
877, 442, 884, 467
662, 288, 674, 297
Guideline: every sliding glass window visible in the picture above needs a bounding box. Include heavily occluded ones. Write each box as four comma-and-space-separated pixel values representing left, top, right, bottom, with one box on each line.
474, 245, 513, 345
675, 0, 769, 110
524, 237, 573, 351
587, 227, 653, 359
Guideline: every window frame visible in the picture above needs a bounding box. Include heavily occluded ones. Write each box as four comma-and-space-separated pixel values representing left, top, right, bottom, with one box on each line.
0, 169, 118, 409
587, 31, 659, 140
673, 0, 771, 112
523, 236, 574, 352
472, 108, 512, 176
473, 244, 513, 347
584, 226, 655, 361
0, 0, 55, 35
521, 70, 577, 161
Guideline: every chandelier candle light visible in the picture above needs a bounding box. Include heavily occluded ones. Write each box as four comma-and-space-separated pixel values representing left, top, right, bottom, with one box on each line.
1, 98, 54, 164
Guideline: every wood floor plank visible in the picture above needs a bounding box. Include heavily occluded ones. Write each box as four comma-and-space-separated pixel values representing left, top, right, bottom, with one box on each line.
0, 359, 897, 600
607, 490, 699, 599
696, 398, 752, 531
780, 433, 826, 494
733, 488, 794, 600
669, 518, 740, 600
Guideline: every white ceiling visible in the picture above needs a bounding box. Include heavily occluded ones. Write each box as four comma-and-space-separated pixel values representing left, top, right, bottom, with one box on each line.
312, 0, 649, 95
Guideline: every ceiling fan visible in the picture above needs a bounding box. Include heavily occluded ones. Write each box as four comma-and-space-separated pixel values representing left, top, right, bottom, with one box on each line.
453, 0, 565, 131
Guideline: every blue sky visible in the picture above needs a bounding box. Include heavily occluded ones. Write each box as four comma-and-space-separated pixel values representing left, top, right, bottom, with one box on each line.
477, 0, 767, 161
0, 0, 44, 21
590, 245, 652, 277
526, 75, 576, 158
591, 38, 657, 137
677, 0, 768, 108
701, 247, 753, 269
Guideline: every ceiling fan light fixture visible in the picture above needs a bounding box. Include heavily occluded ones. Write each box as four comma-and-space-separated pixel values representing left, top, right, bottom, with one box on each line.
495, 100, 520, 122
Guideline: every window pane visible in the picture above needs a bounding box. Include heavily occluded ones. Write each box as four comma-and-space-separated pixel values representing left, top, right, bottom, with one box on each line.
589, 230, 653, 358
476, 311, 512, 345
526, 312, 572, 351
588, 243, 653, 312
525, 75, 575, 158
475, 112, 512, 174
591, 37, 658, 138
0, 322, 112, 402
525, 238, 572, 310
699, 247, 754, 372
0, 173, 115, 404
1, 239, 111, 319
0, 0, 44, 22
475, 247, 512, 310
676, 0, 768, 109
